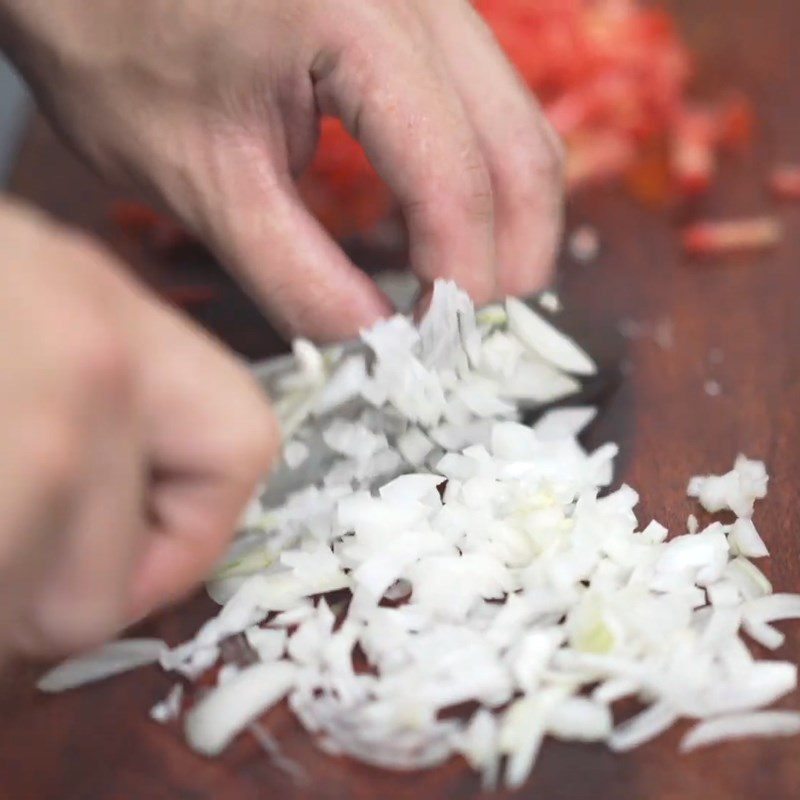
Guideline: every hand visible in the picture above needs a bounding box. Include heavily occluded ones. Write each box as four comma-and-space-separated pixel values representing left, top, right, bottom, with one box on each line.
0, 198, 278, 657
0, 0, 564, 342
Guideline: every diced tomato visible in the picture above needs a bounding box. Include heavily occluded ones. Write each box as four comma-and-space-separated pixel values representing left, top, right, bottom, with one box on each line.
670, 108, 716, 196
625, 140, 672, 206
681, 217, 782, 256
110, 200, 195, 254
110, 201, 162, 236
566, 132, 637, 189
768, 165, 800, 200
161, 285, 220, 307
715, 93, 754, 150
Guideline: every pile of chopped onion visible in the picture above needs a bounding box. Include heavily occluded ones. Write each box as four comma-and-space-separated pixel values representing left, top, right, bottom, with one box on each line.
40, 282, 800, 788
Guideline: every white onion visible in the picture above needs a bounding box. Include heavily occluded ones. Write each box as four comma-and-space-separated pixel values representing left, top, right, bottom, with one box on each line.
38, 638, 167, 692
150, 683, 184, 724
728, 517, 769, 558
185, 661, 297, 756
681, 711, 800, 752
742, 618, 785, 650
687, 456, 768, 518
505, 296, 597, 376
38, 281, 800, 788
608, 702, 679, 752
743, 593, 800, 626
547, 696, 612, 741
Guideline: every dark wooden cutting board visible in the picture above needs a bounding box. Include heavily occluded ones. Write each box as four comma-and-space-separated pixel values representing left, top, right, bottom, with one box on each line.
2, 1, 800, 797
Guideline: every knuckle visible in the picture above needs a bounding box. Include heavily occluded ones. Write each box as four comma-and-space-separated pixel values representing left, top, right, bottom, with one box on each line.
409, 152, 494, 230
24, 413, 83, 497
339, 36, 377, 85
243, 404, 281, 474
215, 391, 280, 480
17, 563, 128, 656
30, 592, 121, 656
533, 134, 566, 186
454, 154, 495, 221
504, 134, 565, 202
60, 317, 133, 401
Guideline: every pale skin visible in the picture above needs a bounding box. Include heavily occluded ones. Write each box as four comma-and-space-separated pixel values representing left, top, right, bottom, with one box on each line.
0, 0, 564, 658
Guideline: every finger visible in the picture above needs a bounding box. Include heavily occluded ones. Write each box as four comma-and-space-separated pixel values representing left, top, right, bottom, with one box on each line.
420, 0, 565, 297
197, 139, 393, 342
33, 353, 144, 654
125, 293, 279, 618
311, 9, 497, 304
1, 297, 145, 655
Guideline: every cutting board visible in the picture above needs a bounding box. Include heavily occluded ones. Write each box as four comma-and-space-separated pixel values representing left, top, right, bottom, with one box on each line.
2, 1, 800, 797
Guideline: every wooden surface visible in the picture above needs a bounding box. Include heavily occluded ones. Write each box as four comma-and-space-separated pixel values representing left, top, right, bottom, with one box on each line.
3, 1, 800, 797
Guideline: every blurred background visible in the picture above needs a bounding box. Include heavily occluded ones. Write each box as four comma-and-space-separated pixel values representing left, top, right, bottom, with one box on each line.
0, 56, 29, 186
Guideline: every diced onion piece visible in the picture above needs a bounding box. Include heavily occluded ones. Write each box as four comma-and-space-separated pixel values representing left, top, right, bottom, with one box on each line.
505, 296, 597, 376
723, 557, 772, 600
743, 593, 800, 626
532, 407, 597, 441
547, 697, 612, 742
742, 618, 785, 651
501, 690, 565, 789
283, 441, 310, 469
728, 518, 769, 558
769, 165, 800, 200
681, 711, 800, 752
609, 703, 679, 752
38, 639, 167, 693
185, 661, 297, 756
397, 428, 434, 466
150, 683, 184, 724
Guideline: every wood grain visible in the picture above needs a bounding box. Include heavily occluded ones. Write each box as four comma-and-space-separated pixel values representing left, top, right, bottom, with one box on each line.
3, 1, 800, 797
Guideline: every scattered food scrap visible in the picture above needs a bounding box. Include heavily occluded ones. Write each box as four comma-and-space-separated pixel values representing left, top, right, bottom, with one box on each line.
537, 290, 563, 313
681, 216, 782, 257
569, 225, 601, 263
769, 165, 800, 200
616, 317, 674, 350
708, 348, 725, 366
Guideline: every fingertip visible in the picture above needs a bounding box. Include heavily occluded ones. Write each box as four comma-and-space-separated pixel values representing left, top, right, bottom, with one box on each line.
495, 218, 560, 299
212, 179, 395, 342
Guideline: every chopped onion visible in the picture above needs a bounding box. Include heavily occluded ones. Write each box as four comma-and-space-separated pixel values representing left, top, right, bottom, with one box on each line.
547, 696, 612, 742
743, 593, 800, 626
728, 518, 769, 559
681, 711, 800, 752
150, 683, 184, 724
185, 661, 297, 756
743, 618, 785, 650
38, 281, 800, 788
38, 639, 167, 692
506, 297, 597, 376
609, 702, 679, 752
